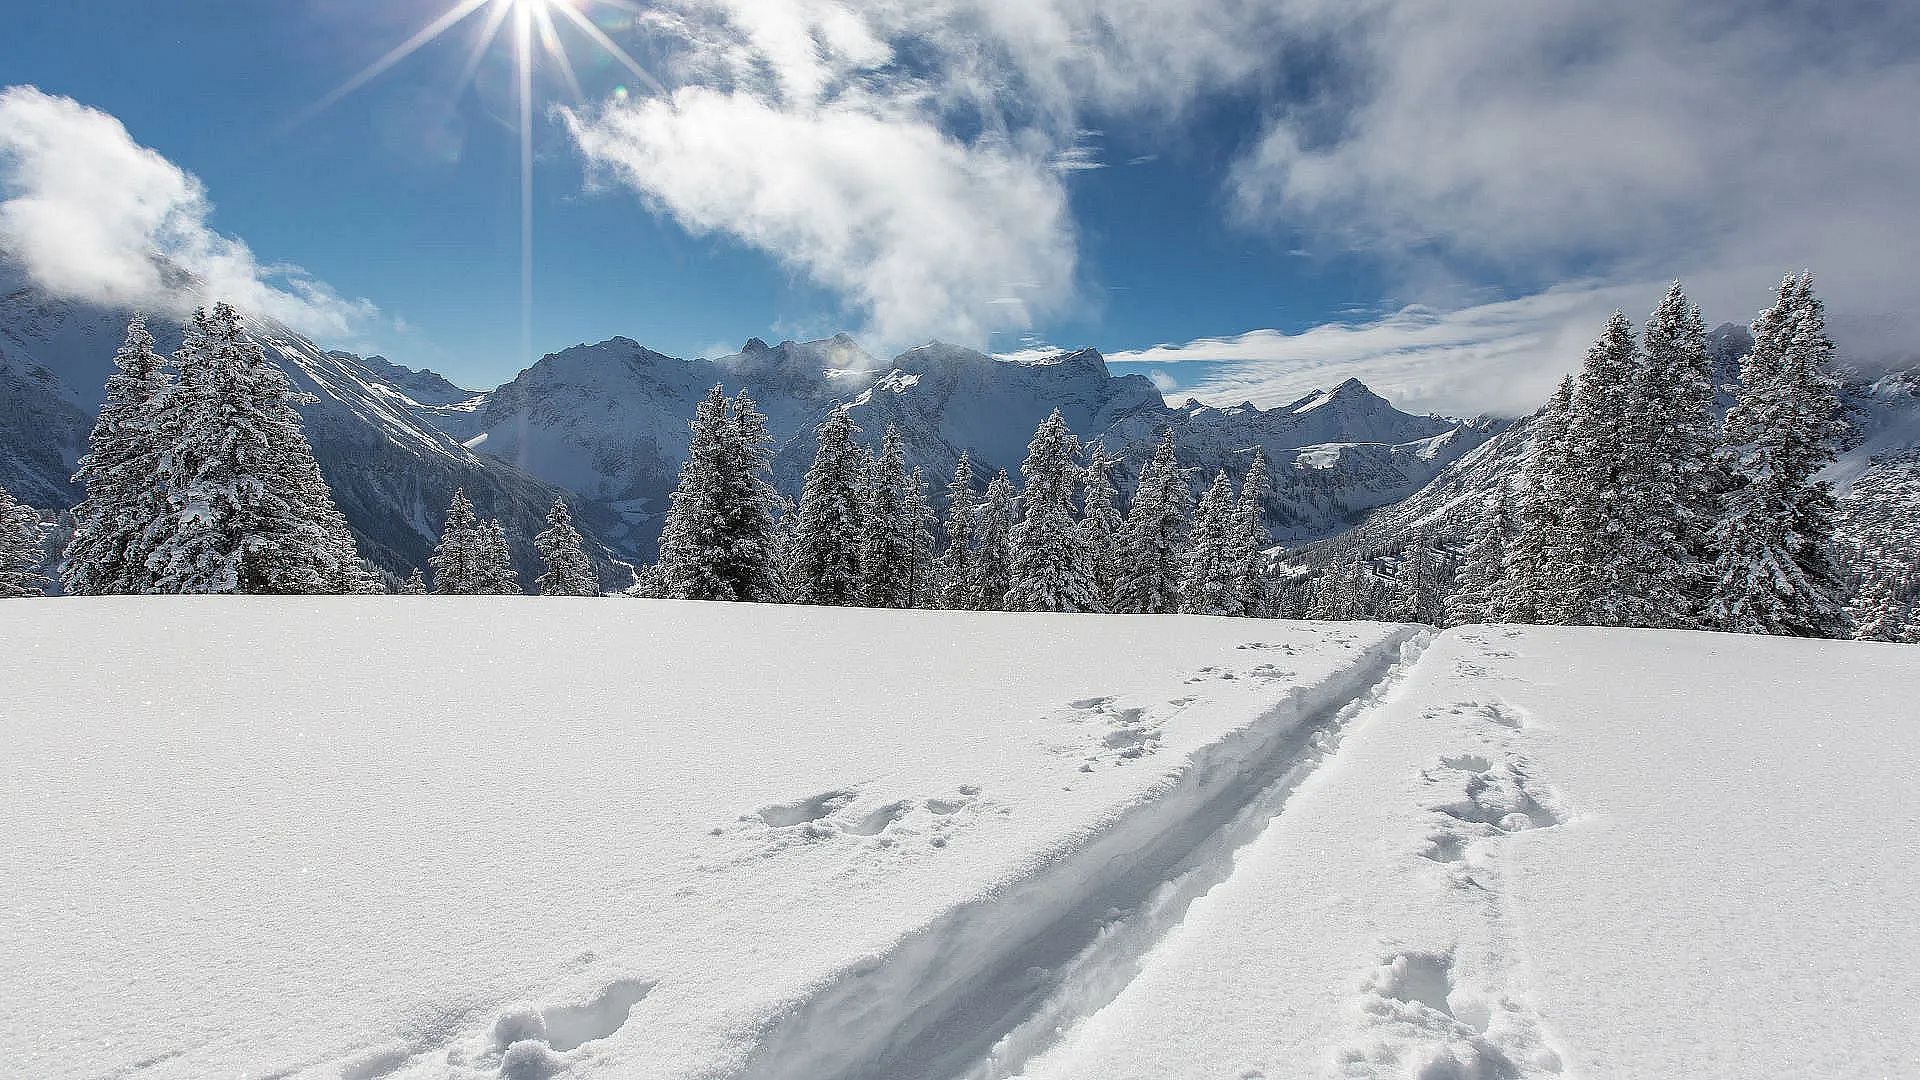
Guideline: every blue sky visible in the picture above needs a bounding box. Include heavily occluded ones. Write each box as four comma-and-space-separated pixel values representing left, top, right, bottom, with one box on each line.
2, 1, 1914, 414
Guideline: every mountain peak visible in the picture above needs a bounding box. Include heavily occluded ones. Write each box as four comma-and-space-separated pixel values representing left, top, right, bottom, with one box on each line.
742, 337, 772, 354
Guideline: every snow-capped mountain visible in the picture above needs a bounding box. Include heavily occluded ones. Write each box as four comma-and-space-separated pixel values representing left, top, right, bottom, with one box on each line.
437, 337, 1501, 556
0, 261, 623, 586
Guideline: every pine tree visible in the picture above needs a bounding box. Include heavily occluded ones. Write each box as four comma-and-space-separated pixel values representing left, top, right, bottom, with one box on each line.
1179, 471, 1238, 615
1008, 410, 1097, 612
1225, 449, 1274, 617
789, 408, 869, 606
714, 391, 783, 603
140, 303, 366, 594
970, 469, 1016, 611
1447, 487, 1514, 626
1639, 282, 1722, 626
400, 568, 427, 595
1076, 443, 1126, 613
904, 468, 939, 607
430, 489, 486, 594
63, 315, 170, 595
861, 427, 920, 608
535, 498, 598, 596
935, 451, 979, 610
657, 387, 733, 601
1710, 273, 1852, 637
1505, 377, 1577, 623
1394, 536, 1445, 624
0, 483, 46, 598
1560, 310, 1653, 626
1115, 430, 1192, 614
479, 519, 521, 595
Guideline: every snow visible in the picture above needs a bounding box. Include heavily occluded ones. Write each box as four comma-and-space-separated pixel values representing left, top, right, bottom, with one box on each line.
6, 606, 1914, 1080
1013, 626, 1920, 1080
0, 599, 1411, 1080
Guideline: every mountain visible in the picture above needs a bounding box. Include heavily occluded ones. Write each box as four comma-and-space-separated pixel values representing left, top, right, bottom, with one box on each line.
432, 337, 1503, 557
0, 261, 626, 588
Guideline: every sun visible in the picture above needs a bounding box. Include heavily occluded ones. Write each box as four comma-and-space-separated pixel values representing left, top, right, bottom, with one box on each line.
297, 0, 661, 363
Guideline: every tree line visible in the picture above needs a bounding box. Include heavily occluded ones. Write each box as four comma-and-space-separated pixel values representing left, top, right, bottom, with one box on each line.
630, 386, 1278, 616
1288, 274, 1876, 639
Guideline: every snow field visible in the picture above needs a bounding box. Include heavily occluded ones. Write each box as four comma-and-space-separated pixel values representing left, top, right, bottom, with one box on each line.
1013, 627, 1920, 1080
0, 599, 1413, 1080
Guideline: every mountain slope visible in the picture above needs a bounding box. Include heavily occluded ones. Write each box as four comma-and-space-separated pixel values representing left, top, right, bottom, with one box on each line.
0, 262, 624, 587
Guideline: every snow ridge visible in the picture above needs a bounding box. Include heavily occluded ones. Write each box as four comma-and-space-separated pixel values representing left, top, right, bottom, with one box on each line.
729, 627, 1430, 1080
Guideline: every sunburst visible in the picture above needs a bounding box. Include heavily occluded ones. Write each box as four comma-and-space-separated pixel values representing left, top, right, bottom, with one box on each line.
298, 0, 663, 364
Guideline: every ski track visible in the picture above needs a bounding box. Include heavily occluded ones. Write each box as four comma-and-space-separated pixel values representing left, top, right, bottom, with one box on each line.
725, 627, 1435, 1080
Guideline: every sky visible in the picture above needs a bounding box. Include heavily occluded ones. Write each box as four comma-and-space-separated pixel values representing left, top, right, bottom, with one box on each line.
1, 0, 1916, 415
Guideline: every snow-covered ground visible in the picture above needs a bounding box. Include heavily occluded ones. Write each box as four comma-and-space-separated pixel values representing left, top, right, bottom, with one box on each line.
0, 599, 1413, 1080
3, 604, 1914, 1080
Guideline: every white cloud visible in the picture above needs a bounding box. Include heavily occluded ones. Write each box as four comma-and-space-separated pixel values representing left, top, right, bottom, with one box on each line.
0, 86, 374, 338
1109, 280, 1671, 417
566, 88, 1073, 350
1230, 1, 1920, 366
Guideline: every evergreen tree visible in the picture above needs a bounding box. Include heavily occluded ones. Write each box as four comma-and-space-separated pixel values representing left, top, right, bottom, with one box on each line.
0, 483, 46, 598
1560, 310, 1653, 626
1710, 273, 1852, 637
970, 469, 1016, 611
1447, 487, 1514, 626
626, 563, 668, 600
657, 389, 783, 603
63, 315, 170, 595
789, 408, 869, 606
479, 519, 521, 595
430, 489, 486, 594
1115, 430, 1192, 614
1394, 536, 1445, 624
861, 427, 920, 608
935, 451, 979, 610
535, 498, 598, 596
1179, 471, 1238, 615
141, 303, 365, 594
904, 468, 940, 607
1225, 450, 1274, 617
1007, 410, 1097, 612
400, 568, 427, 595
1639, 282, 1722, 626
1076, 443, 1126, 613
1505, 377, 1578, 623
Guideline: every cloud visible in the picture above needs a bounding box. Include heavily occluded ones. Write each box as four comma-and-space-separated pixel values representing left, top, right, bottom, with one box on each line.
566, 87, 1073, 350
1109, 280, 1675, 417
0, 86, 374, 337
564, 0, 1288, 351
1230, 0, 1920, 364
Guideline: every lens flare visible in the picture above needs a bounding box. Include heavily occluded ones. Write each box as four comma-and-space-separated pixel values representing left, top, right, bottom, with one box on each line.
296, 0, 661, 365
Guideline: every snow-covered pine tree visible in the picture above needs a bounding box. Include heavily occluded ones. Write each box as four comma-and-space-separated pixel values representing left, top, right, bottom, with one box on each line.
1226, 449, 1274, 617
1115, 430, 1193, 614
1178, 471, 1238, 615
904, 468, 939, 607
479, 519, 521, 595
1394, 536, 1446, 624
535, 497, 598, 596
1446, 487, 1514, 626
715, 391, 783, 603
861, 427, 920, 608
626, 563, 667, 599
1560, 310, 1654, 626
140, 303, 366, 594
1007, 410, 1097, 612
400, 568, 427, 595
970, 469, 1016, 611
1505, 377, 1578, 623
63, 315, 171, 595
1076, 443, 1126, 613
1639, 282, 1722, 626
789, 408, 869, 607
935, 451, 979, 610
1710, 273, 1852, 637
657, 388, 783, 603
0, 483, 46, 598
430, 489, 486, 594
1851, 562, 1917, 643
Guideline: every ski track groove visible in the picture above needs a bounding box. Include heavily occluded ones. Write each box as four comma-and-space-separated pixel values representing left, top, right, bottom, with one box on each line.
726, 627, 1436, 1080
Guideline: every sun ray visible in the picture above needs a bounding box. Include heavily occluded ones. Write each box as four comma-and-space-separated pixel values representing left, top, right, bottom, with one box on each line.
451, 0, 519, 103
291, 0, 494, 129
532, 4, 587, 106
550, 2, 667, 96
516, 0, 536, 369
